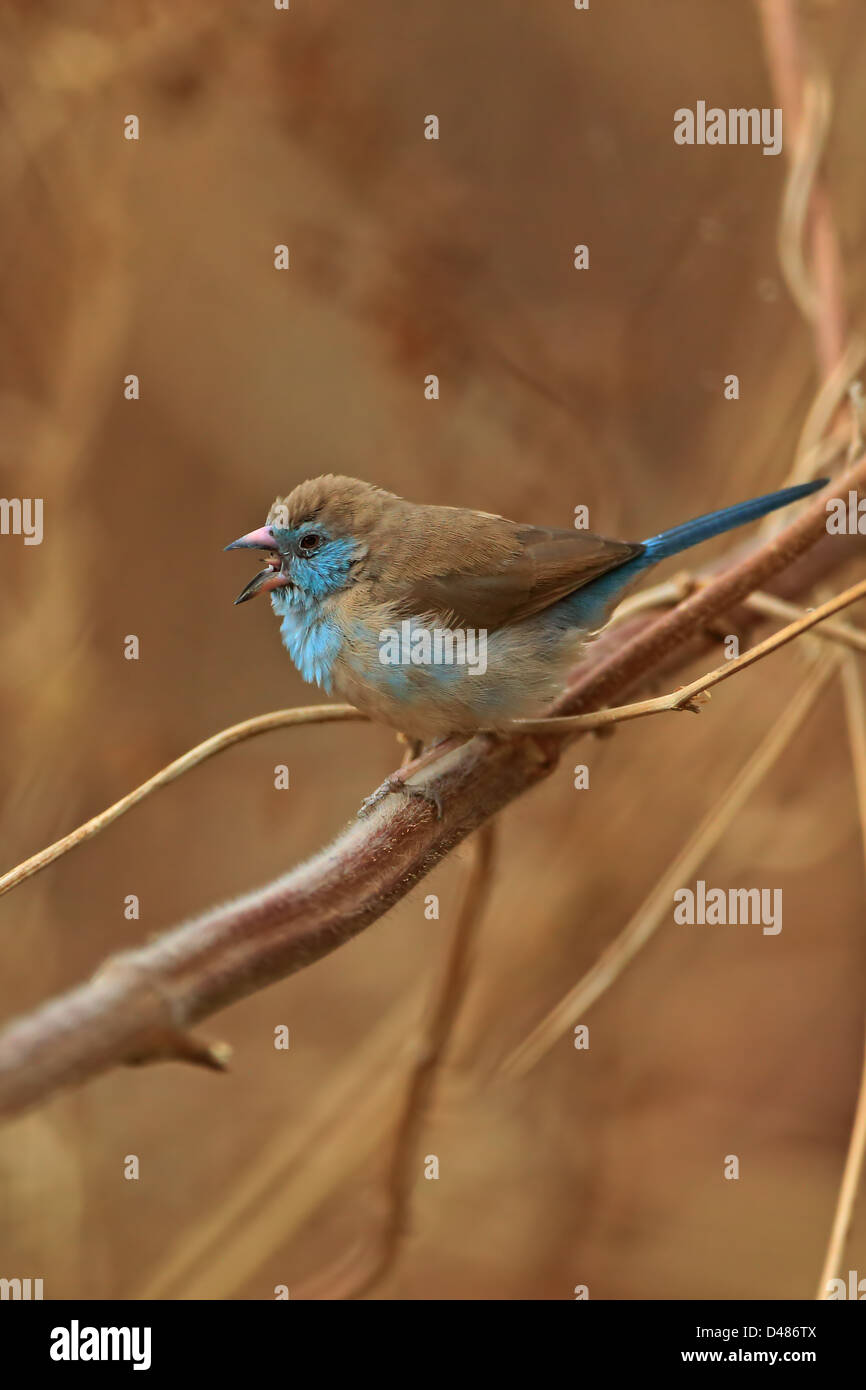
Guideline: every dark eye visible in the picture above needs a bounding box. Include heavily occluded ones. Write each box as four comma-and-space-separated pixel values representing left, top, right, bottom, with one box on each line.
298, 532, 323, 554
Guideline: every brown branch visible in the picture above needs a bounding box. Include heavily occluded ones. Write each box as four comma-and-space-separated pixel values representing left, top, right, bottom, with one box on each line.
508, 575, 866, 734
559, 461, 865, 717
759, 0, 866, 1299
0, 462, 864, 1121
757, 0, 848, 378
615, 579, 866, 655
356, 820, 495, 1296
503, 650, 841, 1079
271, 823, 497, 1301
816, 653, 866, 1298
308, 821, 497, 1301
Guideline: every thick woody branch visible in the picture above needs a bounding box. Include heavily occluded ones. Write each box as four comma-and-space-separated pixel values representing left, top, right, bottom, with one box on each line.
0, 461, 865, 1120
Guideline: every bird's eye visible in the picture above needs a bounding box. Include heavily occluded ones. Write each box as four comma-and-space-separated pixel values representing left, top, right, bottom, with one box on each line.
298, 532, 323, 554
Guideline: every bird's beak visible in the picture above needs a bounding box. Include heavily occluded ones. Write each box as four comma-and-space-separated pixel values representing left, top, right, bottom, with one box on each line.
224, 526, 279, 552
225, 525, 293, 605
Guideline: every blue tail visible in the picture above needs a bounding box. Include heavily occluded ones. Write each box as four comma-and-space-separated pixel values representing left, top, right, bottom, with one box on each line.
560, 477, 828, 630
637, 478, 827, 566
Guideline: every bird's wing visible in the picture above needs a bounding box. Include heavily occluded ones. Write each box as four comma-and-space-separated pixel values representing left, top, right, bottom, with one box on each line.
390, 523, 644, 630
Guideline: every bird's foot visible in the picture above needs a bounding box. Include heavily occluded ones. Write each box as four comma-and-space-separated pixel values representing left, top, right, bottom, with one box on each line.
357, 733, 463, 819
395, 732, 424, 764
521, 731, 563, 769
358, 774, 443, 820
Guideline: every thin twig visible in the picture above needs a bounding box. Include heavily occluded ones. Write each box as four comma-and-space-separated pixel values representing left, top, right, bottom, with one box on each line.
557, 462, 862, 719
760, 0, 866, 1302
815, 652, 866, 1298
319, 822, 497, 1300
0, 704, 365, 900
742, 591, 866, 654
502, 651, 840, 1079
507, 575, 866, 735
757, 0, 848, 378
789, 338, 866, 484
614, 578, 866, 655
137, 990, 427, 1299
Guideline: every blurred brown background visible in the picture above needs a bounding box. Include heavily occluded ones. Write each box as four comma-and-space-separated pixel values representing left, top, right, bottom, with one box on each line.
1, 0, 865, 1300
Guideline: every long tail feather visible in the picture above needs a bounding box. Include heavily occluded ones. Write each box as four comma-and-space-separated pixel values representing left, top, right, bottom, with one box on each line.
639, 477, 827, 565
558, 476, 828, 630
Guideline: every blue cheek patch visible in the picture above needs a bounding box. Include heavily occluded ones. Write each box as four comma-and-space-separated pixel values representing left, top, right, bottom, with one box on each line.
266, 534, 361, 691
293, 536, 358, 600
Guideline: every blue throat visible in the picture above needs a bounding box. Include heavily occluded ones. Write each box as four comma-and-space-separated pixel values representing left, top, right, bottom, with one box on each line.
268, 532, 359, 691
272, 589, 342, 692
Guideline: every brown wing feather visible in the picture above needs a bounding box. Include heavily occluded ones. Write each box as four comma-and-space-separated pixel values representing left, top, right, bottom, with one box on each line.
392, 524, 643, 630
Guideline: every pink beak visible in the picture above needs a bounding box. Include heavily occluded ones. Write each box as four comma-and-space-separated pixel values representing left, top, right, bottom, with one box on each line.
224, 525, 293, 605
224, 525, 278, 552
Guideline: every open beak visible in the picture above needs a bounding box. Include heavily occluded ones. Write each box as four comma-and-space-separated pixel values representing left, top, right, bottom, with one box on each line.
225, 525, 293, 605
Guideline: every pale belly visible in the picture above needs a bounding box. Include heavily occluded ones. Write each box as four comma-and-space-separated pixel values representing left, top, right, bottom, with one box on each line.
331, 621, 586, 742
272, 594, 588, 742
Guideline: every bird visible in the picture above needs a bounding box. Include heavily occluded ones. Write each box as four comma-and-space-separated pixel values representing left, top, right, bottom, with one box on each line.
225, 473, 827, 757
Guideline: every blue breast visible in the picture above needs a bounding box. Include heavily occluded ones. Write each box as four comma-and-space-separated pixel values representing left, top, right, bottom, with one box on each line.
273, 596, 342, 692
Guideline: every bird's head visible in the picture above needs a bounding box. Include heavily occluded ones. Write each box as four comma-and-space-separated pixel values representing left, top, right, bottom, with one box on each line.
225, 474, 395, 610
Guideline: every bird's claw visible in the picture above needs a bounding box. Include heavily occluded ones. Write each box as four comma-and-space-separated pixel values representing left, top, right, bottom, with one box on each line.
358, 776, 443, 820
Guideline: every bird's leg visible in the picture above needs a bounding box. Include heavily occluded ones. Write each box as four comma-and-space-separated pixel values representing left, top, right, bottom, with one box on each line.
357, 734, 463, 820
396, 732, 424, 766
516, 730, 563, 769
